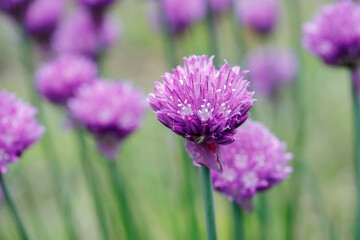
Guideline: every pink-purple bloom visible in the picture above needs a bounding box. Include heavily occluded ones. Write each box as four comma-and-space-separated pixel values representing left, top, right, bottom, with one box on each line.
245, 46, 298, 97
68, 81, 147, 159
236, 0, 278, 34
149, 55, 254, 172
212, 120, 293, 211
35, 54, 98, 105
162, 0, 206, 34
25, 0, 63, 45
0, 90, 44, 174
303, 1, 360, 67
0, 0, 30, 20
52, 9, 119, 59
210, 0, 231, 13
77, 0, 118, 20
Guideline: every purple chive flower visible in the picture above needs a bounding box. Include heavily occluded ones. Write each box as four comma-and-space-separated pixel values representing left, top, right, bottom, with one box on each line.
212, 120, 293, 211
149, 55, 254, 172
52, 9, 119, 59
25, 0, 63, 45
303, 1, 360, 67
236, 0, 278, 34
68, 81, 147, 159
0, 0, 30, 21
0, 90, 44, 174
77, 0, 118, 21
210, 0, 231, 13
35, 54, 98, 105
245, 46, 298, 97
162, 0, 206, 34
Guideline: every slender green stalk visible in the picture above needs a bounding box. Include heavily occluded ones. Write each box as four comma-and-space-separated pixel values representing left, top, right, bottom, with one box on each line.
205, 0, 220, 65
284, 0, 306, 238
232, 202, 244, 240
157, 0, 177, 68
229, 0, 246, 64
200, 166, 218, 240
180, 139, 200, 240
18, 30, 78, 240
0, 174, 29, 240
299, 160, 338, 240
104, 158, 137, 240
75, 129, 109, 240
258, 193, 268, 240
351, 67, 360, 240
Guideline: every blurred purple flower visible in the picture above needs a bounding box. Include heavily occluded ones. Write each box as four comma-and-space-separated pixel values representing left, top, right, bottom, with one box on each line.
162, 0, 206, 34
25, 0, 63, 45
0, 90, 44, 174
0, 0, 30, 21
303, 1, 360, 67
52, 9, 120, 59
68, 81, 147, 159
245, 46, 298, 97
210, 0, 231, 13
149, 55, 254, 172
77, 0, 118, 22
35, 54, 98, 105
236, 0, 278, 34
212, 120, 292, 211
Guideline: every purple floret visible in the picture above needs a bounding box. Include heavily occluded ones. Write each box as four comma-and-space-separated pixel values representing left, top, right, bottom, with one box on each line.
162, 0, 206, 34
0, 0, 30, 21
149, 55, 254, 171
303, 1, 360, 67
245, 46, 298, 97
236, 0, 278, 34
212, 120, 293, 211
25, 0, 64, 45
35, 54, 98, 105
0, 90, 44, 174
68, 81, 147, 159
52, 9, 119, 59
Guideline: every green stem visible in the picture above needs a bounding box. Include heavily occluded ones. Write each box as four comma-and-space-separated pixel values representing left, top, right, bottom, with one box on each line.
230, 0, 246, 64
105, 159, 137, 240
232, 202, 244, 240
18, 29, 78, 240
0, 174, 29, 240
75, 129, 109, 240
200, 166, 218, 240
157, 0, 178, 68
205, 0, 220, 65
351, 67, 360, 240
181, 139, 200, 240
284, 0, 305, 238
258, 193, 268, 240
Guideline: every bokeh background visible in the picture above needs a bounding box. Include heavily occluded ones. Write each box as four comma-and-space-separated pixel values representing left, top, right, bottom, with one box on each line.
0, 0, 354, 239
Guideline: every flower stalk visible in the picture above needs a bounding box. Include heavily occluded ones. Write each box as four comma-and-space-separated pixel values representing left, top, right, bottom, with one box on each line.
351, 67, 360, 239
75, 128, 109, 240
232, 202, 244, 240
104, 157, 137, 240
0, 174, 29, 240
181, 141, 200, 240
200, 166, 218, 240
19, 29, 78, 240
205, 0, 219, 65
